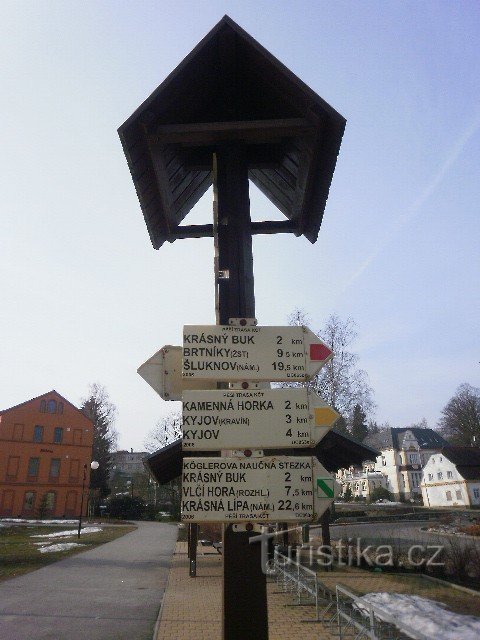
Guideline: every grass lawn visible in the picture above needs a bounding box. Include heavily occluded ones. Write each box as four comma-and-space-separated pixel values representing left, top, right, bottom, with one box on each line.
0, 522, 136, 582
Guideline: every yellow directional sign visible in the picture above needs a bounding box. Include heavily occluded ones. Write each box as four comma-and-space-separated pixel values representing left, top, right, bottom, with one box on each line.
182, 388, 339, 450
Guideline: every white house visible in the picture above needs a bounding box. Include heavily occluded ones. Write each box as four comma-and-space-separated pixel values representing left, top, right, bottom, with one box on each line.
337, 466, 388, 501
421, 446, 480, 508
364, 427, 448, 501
110, 449, 149, 478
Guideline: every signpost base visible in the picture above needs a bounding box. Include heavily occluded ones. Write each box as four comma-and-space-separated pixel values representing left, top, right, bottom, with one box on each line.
223, 525, 268, 640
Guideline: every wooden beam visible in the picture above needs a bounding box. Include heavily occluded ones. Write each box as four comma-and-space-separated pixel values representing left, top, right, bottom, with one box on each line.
149, 118, 314, 145
252, 220, 298, 235
169, 220, 298, 240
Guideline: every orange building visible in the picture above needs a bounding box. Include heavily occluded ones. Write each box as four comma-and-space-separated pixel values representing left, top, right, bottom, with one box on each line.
0, 390, 94, 518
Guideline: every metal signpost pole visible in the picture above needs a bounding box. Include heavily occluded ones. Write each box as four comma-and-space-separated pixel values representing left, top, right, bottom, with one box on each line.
215, 143, 268, 640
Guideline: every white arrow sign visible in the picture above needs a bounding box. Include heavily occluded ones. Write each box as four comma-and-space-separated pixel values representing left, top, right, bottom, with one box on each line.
182, 388, 340, 450
181, 456, 338, 523
183, 325, 333, 382
138, 346, 217, 401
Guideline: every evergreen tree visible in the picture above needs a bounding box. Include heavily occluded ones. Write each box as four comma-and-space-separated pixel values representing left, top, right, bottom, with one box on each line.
81, 383, 118, 497
351, 404, 368, 441
334, 416, 350, 436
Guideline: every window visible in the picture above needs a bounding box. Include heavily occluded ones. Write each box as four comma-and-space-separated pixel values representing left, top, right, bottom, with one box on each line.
54, 427, 63, 444
428, 474, 433, 481
28, 457, 40, 477
23, 492, 35, 511
13, 423, 24, 441
57, 402, 63, 415
44, 492, 56, 512
47, 399, 57, 414
437, 472, 443, 480
65, 491, 77, 515
456, 490, 462, 500
49, 459, 61, 479
6, 456, 20, 480
409, 453, 419, 464
473, 489, 480, 499
40, 400, 46, 413
33, 425, 44, 443
447, 471, 453, 479
69, 459, 80, 481
446, 491, 452, 501
1, 490, 14, 515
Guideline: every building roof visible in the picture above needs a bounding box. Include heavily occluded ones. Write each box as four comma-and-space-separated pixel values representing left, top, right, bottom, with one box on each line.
118, 15, 346, 249
442, 446, 480, 480
0, 389, 92, 423
145, 428, 379, 485
365, 427, 448, 452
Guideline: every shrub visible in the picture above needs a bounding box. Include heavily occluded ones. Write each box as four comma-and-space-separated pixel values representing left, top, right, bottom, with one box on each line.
108, 495, 146, 520
368, 486, 393, 503
460, 523, 480, 537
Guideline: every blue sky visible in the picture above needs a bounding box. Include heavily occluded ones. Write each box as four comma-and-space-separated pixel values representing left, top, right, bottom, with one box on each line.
1, 1, 479, 450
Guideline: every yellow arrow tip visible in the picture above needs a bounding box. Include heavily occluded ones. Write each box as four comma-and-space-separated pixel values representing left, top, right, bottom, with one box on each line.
314, 407, 340, 427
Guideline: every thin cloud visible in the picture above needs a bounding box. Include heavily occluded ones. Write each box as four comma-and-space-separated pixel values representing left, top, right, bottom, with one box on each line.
340, 113, 480, 295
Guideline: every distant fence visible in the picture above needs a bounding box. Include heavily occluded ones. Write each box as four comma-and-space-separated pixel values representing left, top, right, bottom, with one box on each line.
332, 511, 445, 525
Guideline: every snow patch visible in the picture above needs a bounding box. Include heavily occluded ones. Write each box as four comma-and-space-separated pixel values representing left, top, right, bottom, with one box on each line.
358, 593, 480, 640
38, 543, 87, 553
0, 519, 80, 525
31, 527, 102, 539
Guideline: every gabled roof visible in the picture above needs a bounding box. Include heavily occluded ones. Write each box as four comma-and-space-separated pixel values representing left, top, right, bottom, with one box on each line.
145, 428, 378, 485
118, 15, 346, 249
0, 389, 92, 423
365, 427, 448, 452
442, 446, 480, 480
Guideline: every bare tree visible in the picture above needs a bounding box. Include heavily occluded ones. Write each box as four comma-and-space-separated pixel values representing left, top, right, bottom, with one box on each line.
287, 311, 376, 427
144, 411, 182, 452
315, 314, 375, 422
144, 412, 183, 518
438, 383, 480, 446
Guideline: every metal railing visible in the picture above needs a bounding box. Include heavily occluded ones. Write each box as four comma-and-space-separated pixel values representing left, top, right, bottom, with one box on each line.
270, 549, 336, 622
333, 584, 433, 640
269, 550, 431, 639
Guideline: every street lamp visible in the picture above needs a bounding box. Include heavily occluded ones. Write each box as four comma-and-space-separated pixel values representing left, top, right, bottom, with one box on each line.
78, 461, 99, 538
126, 479, 134, 499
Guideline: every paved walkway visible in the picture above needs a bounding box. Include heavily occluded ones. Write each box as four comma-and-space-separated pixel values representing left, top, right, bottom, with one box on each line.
155, 542, 335, 640
0, 521, 177, 640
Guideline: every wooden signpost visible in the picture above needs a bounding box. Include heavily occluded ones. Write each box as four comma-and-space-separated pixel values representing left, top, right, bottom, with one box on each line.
120, 15, 346, 640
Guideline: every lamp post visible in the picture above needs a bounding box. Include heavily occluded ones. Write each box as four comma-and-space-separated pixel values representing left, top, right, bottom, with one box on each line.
126, 479, 134, 499
78, 460, 99, 538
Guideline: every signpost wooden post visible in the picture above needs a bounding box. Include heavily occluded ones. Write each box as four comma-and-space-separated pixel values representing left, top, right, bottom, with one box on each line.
119, 16, 346, 640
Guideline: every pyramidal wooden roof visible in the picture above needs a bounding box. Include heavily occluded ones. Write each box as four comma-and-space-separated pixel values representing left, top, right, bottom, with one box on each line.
145, 429, 378, 485
118, 16, 346, 249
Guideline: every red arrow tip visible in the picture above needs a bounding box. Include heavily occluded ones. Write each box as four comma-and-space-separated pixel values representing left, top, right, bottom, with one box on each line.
310, 344, 332, 361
